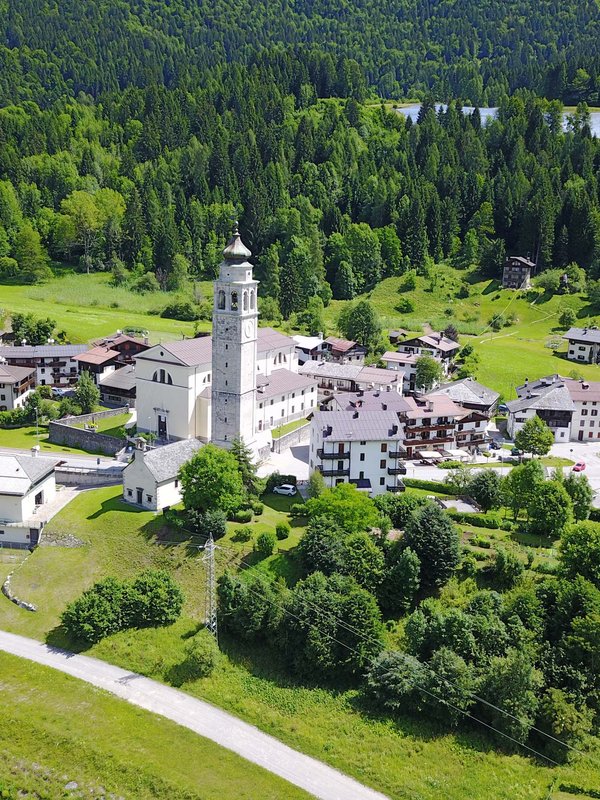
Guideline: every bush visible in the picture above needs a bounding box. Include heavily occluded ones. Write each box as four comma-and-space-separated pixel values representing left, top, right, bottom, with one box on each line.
447, 511, 503, 529
470, 535, 492, 549
289, 503, 307, 516
231, 508, 253, 523
251, 501, 264, 515
232, 526, 253, 542
188, 508, 227, 540
489, 548, 524, 590
276, 522, 291, 540
36, 385, 53, 399
395, 296, 415, 313
403, 478, 455, 494
265, 472, 297, 493
255, 531, 276, 557
181, 630, 220, 680
127, 569, 185, 627
160, 298, 201, 321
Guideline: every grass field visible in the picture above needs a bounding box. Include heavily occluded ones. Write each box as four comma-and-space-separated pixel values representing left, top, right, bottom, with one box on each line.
0, 486, 598, 799
0, 423, 111, 455
72, 410, 133, 438
0, 651, 310, 800
322, 266, 600, 399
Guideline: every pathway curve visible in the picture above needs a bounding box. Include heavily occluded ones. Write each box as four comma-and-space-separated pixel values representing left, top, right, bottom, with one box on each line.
0, 630, 390, 800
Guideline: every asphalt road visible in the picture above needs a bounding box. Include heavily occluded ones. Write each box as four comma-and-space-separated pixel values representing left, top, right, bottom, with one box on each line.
0, 630, 390, 800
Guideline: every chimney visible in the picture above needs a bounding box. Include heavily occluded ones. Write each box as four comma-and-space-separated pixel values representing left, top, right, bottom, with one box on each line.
135, 436, 147, 455
31, 445, 40, 457
391, 424, 398, 434
353, 411, 359, 419
582, 382, 590, 390
382, 403, 387, 410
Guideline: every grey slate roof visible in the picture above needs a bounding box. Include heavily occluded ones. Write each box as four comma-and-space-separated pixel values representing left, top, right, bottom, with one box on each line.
563, 327, 600, 345
0, 344, 87, 359
506, 376, 575, 413
0, 455, 57, 496
256, 368, 316, 399
0, 363, 35, 383
428, 377, 500, 407
140, 438, 203, 483
312, 410, 404, 442
329, 390, 413, 413
99, 365, 136, 391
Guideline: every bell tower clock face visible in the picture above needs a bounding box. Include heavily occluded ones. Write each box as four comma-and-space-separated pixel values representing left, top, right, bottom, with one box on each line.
243, 319, 255, 339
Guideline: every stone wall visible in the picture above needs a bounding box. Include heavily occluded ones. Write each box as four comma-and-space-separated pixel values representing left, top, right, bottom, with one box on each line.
271, 422, 310, 453
56, 466, 124, 486
48, 406, 129, 455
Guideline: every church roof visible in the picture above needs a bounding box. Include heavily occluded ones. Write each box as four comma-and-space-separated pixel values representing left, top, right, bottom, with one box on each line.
138, 438, 203, 483
222, 227, 252, 261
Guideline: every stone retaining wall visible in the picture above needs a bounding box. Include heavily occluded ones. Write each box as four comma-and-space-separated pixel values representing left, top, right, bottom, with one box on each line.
271, 422, 310, 453
48, 407, 130, 455
56, 466, 124, 486
2, 557, 37, 612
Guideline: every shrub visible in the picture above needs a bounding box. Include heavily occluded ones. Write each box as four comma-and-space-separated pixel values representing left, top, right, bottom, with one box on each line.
255, 531, 276, 557
251, 501, 264, 515
188, 508, 227, 540
447, 511, 503, 529
489, 548, 524, 590
36, 385, 53, 399
289, 503, 307, 516
265, 472, 297, 492
403, 478, 455, 494
231, 508, 253, 524
395, 296, 415, 313
232, 526, 253, 542
160, 298, 201, 321
181, 630, 220, 680
127, 569, 185, 627
276, 522, 291, 540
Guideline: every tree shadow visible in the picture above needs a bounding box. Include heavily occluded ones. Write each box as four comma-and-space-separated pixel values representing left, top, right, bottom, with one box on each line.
87, 495, 143, 519
45, 624, 92, 653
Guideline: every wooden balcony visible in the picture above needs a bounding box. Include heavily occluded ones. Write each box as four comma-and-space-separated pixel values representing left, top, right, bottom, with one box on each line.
387, 465, 407, 475
317, 448, 350, 460
320, 467, 350, 477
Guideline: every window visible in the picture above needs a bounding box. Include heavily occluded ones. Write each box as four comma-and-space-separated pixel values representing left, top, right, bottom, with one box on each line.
380, 443, 387, 453
380, 477, 385, 486
590, 432, 594, 439
218, 290, 226, 310
582, 409, 588, 416
360, 453, 365, 462
291, 406, 295, 414
127, 489, 132, 497
359, 471, 364, 479
231, 291, 238, 310
380, 459, 386, 469
147, 495, 153, 502
592, 410, 598, 416
250, 289, 255, 309
591, 421, 595, 428
360, 440, 366, 445
259, 402, 263, 409
270, 399, 274, 405
281, 409, 285, 416
243, 290, 248, 310
581, 420, 585, 427
175, 479, 179, 488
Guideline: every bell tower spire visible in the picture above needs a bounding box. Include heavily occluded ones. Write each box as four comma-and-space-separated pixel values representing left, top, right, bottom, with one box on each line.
211, 225, 258, 449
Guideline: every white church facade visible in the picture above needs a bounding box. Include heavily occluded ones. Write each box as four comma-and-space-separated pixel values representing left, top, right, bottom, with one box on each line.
135, 229, 317, 451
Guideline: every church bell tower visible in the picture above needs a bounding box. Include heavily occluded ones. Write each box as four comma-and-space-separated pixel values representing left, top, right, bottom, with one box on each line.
211, 225, 258, 449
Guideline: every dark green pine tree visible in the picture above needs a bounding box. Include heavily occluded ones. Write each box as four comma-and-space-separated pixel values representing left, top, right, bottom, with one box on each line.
405, 196, 429, 272
122, 188, 146, 266
333, 260, 356, 299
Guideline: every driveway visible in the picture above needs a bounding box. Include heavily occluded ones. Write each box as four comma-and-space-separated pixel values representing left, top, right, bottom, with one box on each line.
0, 630, 389, 800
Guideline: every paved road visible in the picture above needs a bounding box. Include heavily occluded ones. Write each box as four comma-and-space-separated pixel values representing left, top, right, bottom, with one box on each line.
0, 630, 390, 800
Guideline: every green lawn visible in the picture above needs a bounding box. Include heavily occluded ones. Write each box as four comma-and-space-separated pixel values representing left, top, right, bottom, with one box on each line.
322, 266, 600, 400
272, 417, 310, 439
73, 410, 133, 438
0, 651, 310, 800
0, 423, 108, 455
1, 485, 598, 799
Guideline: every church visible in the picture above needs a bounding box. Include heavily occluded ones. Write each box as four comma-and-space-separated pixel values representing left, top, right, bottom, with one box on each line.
134, 228, 318, 454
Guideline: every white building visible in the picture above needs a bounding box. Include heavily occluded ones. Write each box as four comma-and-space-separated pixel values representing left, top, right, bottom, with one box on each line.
381, 351, 419, 393
506, 375, 600, 443
310, 409, 407, 496
0, 361, 35, 411
298, 360, 402, 402
563, 327, 600, 364
122, 438, 202, 511
0, 344, 87, 386
0, 454, 57, 546
293, 334, 325, 365
134, 230, 316, 450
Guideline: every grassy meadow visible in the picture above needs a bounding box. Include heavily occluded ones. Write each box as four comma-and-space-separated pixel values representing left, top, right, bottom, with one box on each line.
0, 485, 598, 800
0, 651, 310, 800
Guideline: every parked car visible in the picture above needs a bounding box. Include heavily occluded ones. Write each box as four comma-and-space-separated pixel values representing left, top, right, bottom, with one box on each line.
51, 387, 67, 398
273, 484, 297, 496
573, 462, 586, 472
498, 403, 509, 414
511, 447, 524, 456
489, 440, 501, 450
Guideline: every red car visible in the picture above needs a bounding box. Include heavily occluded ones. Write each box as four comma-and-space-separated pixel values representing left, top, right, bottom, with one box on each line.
573, 462, 586, 472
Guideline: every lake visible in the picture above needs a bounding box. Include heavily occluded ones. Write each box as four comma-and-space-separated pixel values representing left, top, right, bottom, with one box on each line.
397, 104, 600, 137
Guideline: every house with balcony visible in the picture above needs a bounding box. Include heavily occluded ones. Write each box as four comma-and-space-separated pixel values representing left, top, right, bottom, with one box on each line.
322, 337, 367, 364
396, 332, 460, 375
0, 361, 35, 411
74, 345, 121, 383
309, 409, 406, 496
299, 360, 402, 402
293, 334, 326, 365
506, 375, 575, 442
424, 377, 500, 418
0, 344, 87, 386
92, 332, 151, 365
502, 256, 534, 289
563, 327, 600, 364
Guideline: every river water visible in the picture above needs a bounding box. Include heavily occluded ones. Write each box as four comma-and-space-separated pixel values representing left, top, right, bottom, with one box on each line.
397, 104, 600, 137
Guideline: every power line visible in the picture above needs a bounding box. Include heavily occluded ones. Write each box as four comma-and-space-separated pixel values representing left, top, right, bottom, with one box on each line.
151, 533, 591, 762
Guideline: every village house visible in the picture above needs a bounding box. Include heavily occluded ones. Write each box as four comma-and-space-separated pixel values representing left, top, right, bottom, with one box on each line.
0, 343, 87, 386
395, 332, 459, 375
506, 375, 600, 443
98, 364, 136, 407
0, 361, 35, 411
502, 256, 534, 289
122, 437, 202, 511
0, 454, 57, 547
381, 350, 419, 393
74, 345, 121, 384
293, 334, 326, 365
92, 332, 151, 366
298, 360, 402, 402
424, 377, 500, 418
563, 327, 600, 364
322, 336, 367, 364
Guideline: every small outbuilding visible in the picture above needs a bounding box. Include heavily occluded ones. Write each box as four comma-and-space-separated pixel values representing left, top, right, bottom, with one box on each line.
122, 437, 203, 511
0, 454, 57, 547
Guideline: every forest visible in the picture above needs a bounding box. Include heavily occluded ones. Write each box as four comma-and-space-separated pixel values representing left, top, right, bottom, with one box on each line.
0, 66, 599, 327
1, 1, 600, 105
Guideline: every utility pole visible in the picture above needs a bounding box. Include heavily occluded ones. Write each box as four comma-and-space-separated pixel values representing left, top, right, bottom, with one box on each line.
202, 533, 218, 641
